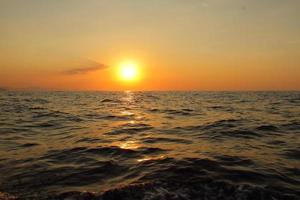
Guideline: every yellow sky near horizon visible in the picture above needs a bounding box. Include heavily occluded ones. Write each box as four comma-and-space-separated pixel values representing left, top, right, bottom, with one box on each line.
0, 0, 299, 91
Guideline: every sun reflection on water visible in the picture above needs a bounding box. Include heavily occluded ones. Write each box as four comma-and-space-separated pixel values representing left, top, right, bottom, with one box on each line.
120, 110, 134, 116
117, 140, 140, 150
122, 90, 134, 103
137, 155, 165, 163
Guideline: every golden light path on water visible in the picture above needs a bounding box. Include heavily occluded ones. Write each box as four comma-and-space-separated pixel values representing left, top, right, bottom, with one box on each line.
109, 91, 167, 163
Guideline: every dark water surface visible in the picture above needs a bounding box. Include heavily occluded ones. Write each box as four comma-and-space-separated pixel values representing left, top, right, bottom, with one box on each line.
0, 91, 299, 199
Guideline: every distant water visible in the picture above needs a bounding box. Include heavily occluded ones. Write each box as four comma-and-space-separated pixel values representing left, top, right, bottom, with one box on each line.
0, 91, 299, 200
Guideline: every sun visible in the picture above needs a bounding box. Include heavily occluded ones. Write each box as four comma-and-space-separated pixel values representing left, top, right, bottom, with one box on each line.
119, 61, 139, 81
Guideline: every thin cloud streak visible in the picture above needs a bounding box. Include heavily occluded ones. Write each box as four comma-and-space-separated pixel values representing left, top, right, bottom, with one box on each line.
63, 61, 108, 75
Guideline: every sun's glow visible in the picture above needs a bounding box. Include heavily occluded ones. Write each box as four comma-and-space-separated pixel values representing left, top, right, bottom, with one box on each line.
119, 61, 139, 81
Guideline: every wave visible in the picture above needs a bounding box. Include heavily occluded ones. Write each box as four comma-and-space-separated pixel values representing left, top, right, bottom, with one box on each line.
101, 99, 122, 104
256, 125, 279, 131
283, 149, 300, 160
2, 157, 299, 199
1, 91, 300, 199
149, 108, 196, 116
142, 137, 192, 144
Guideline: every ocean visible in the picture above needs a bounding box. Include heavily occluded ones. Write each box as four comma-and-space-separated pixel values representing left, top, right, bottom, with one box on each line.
0, 91, 299, 199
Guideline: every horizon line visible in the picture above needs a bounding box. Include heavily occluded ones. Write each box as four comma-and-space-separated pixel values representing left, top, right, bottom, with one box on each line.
1, 87, 299, 93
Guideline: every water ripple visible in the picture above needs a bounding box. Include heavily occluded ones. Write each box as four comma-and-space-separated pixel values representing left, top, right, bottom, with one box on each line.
0, 91, 299, 199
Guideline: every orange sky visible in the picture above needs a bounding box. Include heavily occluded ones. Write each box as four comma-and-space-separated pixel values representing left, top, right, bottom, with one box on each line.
0, 0, 299, 91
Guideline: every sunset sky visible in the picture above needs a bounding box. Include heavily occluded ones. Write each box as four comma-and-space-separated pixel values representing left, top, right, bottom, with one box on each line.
0, 0, 299, 91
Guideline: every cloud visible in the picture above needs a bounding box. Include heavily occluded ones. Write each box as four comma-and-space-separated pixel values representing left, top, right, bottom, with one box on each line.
63, 60, 108, 75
